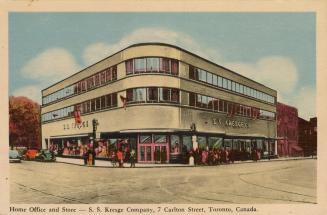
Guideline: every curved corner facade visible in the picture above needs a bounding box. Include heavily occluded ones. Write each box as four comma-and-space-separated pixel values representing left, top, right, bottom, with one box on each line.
41, 43, 277, 163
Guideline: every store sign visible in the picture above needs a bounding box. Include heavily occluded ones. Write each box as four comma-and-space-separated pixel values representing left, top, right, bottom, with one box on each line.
63, 121, 89, 130
212, 118, 249, 129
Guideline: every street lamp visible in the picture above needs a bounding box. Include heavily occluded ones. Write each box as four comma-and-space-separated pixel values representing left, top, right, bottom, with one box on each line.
92, 118, 99, 150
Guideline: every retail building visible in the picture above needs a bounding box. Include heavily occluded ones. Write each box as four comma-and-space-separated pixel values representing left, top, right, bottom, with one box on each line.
41, 43, 277, 163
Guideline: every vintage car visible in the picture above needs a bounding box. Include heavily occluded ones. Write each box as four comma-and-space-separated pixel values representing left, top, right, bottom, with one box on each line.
35, 150, 56, 162
9, 149, 22, 163
22, 149, 39, 160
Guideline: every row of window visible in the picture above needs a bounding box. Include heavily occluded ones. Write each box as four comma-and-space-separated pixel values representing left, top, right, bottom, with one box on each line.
126, 57, 179, 75
189, 92, 275, 120
42, 93, 117, 122
126, 87, 180, 103
42, 65, 117, 105
189, 66, 275, 104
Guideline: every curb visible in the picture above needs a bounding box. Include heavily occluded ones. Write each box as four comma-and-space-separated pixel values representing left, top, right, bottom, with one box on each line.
55, 156, 316, 169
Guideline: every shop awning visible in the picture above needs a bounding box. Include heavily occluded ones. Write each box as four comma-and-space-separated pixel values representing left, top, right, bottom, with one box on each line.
50, 133, 90, 139
119, 128, 190, 133
225, 133, 268, 139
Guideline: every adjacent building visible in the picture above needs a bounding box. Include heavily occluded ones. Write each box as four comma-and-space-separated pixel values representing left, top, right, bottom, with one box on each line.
298, 117, 317, 156
41, 43, 278, 163
276, 102, 302, 157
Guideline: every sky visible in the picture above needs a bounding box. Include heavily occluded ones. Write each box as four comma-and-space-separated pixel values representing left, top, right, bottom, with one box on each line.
9, 12, 316, 120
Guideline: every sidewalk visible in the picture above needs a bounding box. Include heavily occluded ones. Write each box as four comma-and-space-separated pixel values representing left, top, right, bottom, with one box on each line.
55, 156, 316, 168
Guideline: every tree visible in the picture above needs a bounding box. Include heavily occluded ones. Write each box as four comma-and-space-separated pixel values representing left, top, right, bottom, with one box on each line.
9, 96, 41, 149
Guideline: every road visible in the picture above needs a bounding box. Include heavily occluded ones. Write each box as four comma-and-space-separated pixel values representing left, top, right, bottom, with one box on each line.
10, 159, 316, 204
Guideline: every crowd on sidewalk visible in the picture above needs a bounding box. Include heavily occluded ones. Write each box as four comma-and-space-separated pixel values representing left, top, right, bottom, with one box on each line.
188, 147, 262, 166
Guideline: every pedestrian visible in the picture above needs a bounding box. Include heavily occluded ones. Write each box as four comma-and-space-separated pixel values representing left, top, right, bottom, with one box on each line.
161, 147, 167, 164
117, 149, 124, 168
111, 150, 117, 167
154, 147, 160, 164
130, 149, 136, 168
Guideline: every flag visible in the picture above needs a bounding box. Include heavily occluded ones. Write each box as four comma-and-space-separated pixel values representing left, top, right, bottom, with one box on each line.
120, 95, 127, 110
74, 110, 82, 124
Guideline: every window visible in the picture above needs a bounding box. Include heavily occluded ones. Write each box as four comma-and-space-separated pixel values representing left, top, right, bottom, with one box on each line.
213, 99, 219, 111
182, 135, 192, 153
105, 94, 111, 107
95, 74, 100, 87
198, 69, 206, 82
207, 72, 213, 85
227, 80, 232, 90
112, 66, 117, 80
100, 71, 106, 85
135, 58, 146, 73
222, 78, 228, 89
189, 65, 195, 79
208, 137, 223, 149
112, 93, 117, 106
140, 135, 151, 144
208, 96, 213, 110
105, 69, 112, 82
154, 135, 167, 143
213, 74, 218, 86
189, 92, 196, 106
171, 89, 179, 102
126, 59, 134, 75
171, 59, 179, 75
198, 136, 207, 150
134, 88, 146, 102
232, 82, 236, 91
96, 97, 101, 110
147, 87, 158, 102
91, 99, 96, 112
218, 76, 223, 87
146, 58, 159, 72
170, 135, 180, 154
235, 83, 240, 92
160, 58, 170, 73
160, 88, 171, 101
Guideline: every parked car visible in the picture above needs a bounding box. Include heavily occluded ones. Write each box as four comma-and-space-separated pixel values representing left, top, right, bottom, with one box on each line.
22, 149, 39, 160
9, 149, 22, 163
35, 150, 56, 162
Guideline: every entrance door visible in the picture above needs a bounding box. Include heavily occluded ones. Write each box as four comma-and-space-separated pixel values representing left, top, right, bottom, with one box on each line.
138, 144, 169, 163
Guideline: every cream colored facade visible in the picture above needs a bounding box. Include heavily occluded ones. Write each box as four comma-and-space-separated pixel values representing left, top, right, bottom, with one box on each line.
41, 43, 277, 162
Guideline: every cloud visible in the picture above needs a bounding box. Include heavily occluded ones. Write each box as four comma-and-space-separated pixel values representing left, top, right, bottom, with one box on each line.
83, 27, 222, 65
21, 48, 81, 82
18, 48, 81, 103
224, 56, 298, 95
291, 86, 316, 120
12, 85, 42, 104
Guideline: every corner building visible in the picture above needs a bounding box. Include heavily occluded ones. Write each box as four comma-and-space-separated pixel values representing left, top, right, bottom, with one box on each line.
41, 43, 277, 163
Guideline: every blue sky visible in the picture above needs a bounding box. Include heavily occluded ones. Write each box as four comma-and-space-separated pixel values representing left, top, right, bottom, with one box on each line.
9, 12, 316, 119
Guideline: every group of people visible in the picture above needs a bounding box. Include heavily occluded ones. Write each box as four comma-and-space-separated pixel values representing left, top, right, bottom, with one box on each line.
188, 148, 262, 166
110, 148, 136, 168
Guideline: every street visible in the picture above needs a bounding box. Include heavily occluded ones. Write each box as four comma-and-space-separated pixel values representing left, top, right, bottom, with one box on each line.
10, 159, 316, 204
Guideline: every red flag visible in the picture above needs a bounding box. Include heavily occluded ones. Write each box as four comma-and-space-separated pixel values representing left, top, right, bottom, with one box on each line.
120, 95, 127, 110
74, 110, 82, 124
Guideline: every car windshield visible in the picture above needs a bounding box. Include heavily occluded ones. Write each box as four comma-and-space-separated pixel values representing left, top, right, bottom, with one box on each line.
9, 150, 19, 157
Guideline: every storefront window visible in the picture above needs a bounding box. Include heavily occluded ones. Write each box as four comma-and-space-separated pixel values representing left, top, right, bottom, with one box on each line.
208, 137, 223, 149
198, 136, 207, 150
170, 135, 180, 154
182, 135, 192, 153
224, 139, 232, 150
